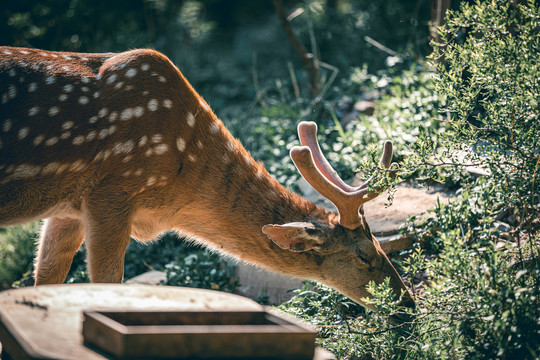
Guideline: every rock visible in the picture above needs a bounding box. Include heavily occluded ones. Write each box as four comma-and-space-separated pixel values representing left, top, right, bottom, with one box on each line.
362, 185, 449, 236
233, 261, 304, 305
126, 270, 167, 285
301, 179, 450, 236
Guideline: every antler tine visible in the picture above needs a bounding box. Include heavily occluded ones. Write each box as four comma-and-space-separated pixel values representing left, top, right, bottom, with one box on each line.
356, 140, 395, 190
356, 140, 397, 190
292, 122, 397, 230
290, 146, 364, 229
297, 122, 356, 192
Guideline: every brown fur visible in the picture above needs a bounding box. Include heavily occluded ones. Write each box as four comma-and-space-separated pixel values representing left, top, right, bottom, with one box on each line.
0, 47, 414, 313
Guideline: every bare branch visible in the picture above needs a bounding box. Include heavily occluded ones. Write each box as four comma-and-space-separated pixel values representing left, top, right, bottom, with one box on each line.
273, 0, 321, 96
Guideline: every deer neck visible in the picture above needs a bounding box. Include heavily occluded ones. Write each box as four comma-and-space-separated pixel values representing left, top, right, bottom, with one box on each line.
167, 109, 335, 276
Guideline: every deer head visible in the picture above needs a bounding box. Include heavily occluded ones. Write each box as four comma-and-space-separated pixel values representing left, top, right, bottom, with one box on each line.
262, 121, 414, 316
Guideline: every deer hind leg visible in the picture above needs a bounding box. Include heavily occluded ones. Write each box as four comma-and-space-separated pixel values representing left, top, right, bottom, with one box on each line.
84, 193, 132, 283
34, 217, 84, 285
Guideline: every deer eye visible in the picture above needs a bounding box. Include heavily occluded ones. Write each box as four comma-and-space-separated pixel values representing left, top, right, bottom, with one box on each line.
355, 250, 371, 265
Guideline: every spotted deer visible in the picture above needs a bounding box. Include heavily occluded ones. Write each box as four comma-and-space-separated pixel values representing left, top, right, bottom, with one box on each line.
0, 47, 414, 318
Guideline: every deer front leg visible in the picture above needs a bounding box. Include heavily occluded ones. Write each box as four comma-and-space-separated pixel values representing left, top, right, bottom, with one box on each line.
34, 217, 84, 285
84, 193, 133, 283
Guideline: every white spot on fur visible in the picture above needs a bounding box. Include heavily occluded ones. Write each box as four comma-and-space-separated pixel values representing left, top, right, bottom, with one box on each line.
79, 96, 89, 105
45, 137, 58, 146
81, 86, 89, 92
89, 116, 98, 124
148, 99, 159, 111
18, 127, 30, 139
86, 131, 97, 141
138, 135, 148, 147
107, 74, 117, 84
62, 65, 70, 71
62, 54, 72, 60
62, 121, 74, 130
122, 170, 132, 177
188, 154, 196, 162
98, 128, 109, 139
45, 76, 56, 85
28, 82, 37, 92
114, 81, 124, 89
134, 169, 143, 176
2, 93, 8, 104
48, 106, 60, 116
133, 106, 144, 117
12, 164, 41, 178
60, 131, 71, 140
187, 113, 195, 127
3, 49, 12, 55
8, 69, 15, 77
112, 142, 123, 154
81, 77, 90, 84
153, 144, 169, 155
93, 91, 100, 99
176, 138, 185, 152
98, 108, 109, 118
123, 140, 135, 153
163, 99, 173, 108
2, 119, 12, 132
33, 135, 45, 146
72, 135, 85, 145
222, 152, 230, 163
141, 63, 150, 71
8, 84, 16, 99
109, 111, 118, 122
151, 134, 162, 143
197, 141, 203, 149
42, 163, 59, 175
108, 125, 118, 135
158, 76, 166, 83
20, 50, 30, 55
59, 94, 68, 102
126, 68, 137, 78
70, 160, 85, 172
28, 107, 39, 116
199, 99, 209, 111
209, 122, 220, 134
146, 176, 157, 186
120, 108, 134, 121
63, 84, 74, 92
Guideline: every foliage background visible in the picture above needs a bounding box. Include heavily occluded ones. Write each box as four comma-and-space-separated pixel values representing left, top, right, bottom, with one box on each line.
1, 1, 538, 359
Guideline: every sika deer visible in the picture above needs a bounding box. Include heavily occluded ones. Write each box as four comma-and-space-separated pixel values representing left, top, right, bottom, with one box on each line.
0, 47, 414, 317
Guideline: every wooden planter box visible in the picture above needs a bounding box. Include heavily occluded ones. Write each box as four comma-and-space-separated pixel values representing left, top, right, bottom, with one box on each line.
82, 309, 316, 359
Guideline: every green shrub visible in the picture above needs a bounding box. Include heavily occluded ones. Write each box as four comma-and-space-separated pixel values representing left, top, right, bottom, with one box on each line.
279, 1, 540, 359
163, 248, 238, 293
0, 223, 39, 290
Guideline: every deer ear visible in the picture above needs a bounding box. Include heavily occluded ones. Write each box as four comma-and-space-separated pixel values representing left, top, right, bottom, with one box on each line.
262, 222, 323, 252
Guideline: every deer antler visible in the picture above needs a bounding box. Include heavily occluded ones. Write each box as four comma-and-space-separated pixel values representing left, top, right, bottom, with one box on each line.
290, 121, 396, 230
